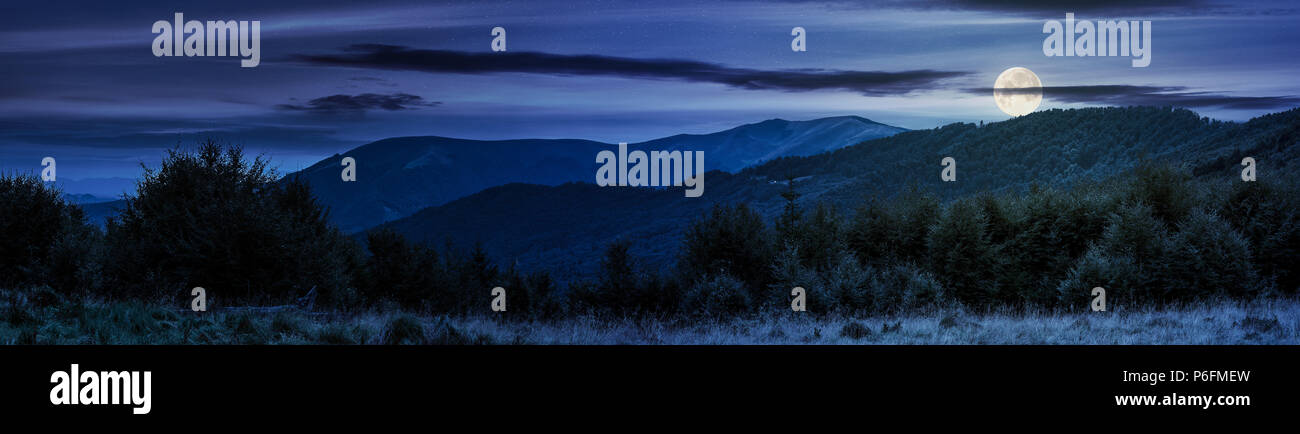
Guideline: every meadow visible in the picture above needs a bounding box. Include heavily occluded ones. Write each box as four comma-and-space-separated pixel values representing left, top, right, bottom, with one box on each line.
4, 286, 1294, 345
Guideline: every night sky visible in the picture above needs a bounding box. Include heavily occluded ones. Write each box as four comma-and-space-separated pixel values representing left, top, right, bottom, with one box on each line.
2, 0, 1298, 194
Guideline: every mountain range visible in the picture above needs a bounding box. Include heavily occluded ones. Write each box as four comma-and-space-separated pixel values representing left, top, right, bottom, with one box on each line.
76, 116, 902, 230
374, 106, 1300, 278
72, 106, 1300, 282
287, 115, 904, 232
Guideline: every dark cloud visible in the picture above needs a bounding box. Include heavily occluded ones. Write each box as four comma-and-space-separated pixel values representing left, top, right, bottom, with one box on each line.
277, 92, 439, 112
293, 44, 969, 96
0, 0, 427, 31
966, 85, 1300, 110
347, 76, 398, 87
802, 0, 1220, 15
914, 0, 1205, 12
0, 117, 354, 151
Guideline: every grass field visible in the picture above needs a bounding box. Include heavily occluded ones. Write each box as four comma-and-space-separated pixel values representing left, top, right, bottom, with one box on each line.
2, 287, 1296, 344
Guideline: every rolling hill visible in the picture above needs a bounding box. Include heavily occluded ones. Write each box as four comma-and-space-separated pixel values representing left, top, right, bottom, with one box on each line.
289, 116, 905, 232
375, 106, 1300, 278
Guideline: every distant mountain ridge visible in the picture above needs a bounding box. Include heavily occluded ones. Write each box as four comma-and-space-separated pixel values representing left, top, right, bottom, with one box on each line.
376, 106, 1300, 279
291, 137, 609, 233
289, 116, 906, 232
638, 116, 906, 171
62, 193, 115, 205
54, 177, 136, 199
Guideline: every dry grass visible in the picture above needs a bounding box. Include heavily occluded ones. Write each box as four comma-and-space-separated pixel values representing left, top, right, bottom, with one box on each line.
2, 287, 1295, 345
0, 285, 1294, 343
444, 298, 1299, 344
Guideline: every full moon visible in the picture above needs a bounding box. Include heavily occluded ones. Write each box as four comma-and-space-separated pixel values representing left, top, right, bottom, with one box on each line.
993, 67, 1042, 117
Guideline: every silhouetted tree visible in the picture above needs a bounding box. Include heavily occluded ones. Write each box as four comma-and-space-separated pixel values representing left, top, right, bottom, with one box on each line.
0, 174, 99, 293
927, 199, 998, 308
104, 140, 355, 305
679, 203, 773, 301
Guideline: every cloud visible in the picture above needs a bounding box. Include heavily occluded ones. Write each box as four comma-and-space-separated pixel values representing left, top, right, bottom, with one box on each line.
276, 92, 439, 112
347, 76, 398, 87
779, 0, 1300, 18
293, 44, 969, 96
965, 85, 1300, 110
796, 0, 1221, 15
915, 0, 1205, 12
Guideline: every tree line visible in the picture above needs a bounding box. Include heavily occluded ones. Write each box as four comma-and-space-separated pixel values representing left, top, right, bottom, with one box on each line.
2, 140, 1296, 318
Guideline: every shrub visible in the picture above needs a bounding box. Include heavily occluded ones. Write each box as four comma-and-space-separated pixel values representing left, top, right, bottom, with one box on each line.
1218, 179, 1300, 293
640, 274, 684, 317
768, 246, 827, 312
1055, 189, 1116, 258
0, 174, 99, 294
450, 244, 499, 313
683, 273, 751, 317
871, 262, 946, 312
892, 186, 941, 265
927, 199, 999, 308
774, 176, 802, 246
496, 267, 535, 320
1093, 203, 1176, 303
524, 271, 566, 320
996, 187, 1062, 305
273, 176, 361, 308
596, 240, 639, 313
846, 188, 939, 267
380, 314, 426, 345
1165, 209, 1258, 299
992, 186, 1114, 306
1058, 203, 1179, 308
823, 250, 872, 313
792, 203, 846, 271
1121, 164, 1199, 226
977, 192, 1016, 245
679, 203, 774, 291
564, 241, 675, 316
361, 227, 444, 310
1057, 246, 1143, 309
846, 196, 896, 266
103, 140, 355, 305
565, 280, 601, 315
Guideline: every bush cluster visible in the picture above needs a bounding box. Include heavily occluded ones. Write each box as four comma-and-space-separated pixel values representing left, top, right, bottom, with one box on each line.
0, 174, 100, 294
102, 140, 356, 307
677, 164, 1294, 314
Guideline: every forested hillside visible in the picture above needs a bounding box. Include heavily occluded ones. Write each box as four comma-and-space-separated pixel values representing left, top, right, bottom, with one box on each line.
3, 107, 1295, 322
380, 107, 1300, 278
